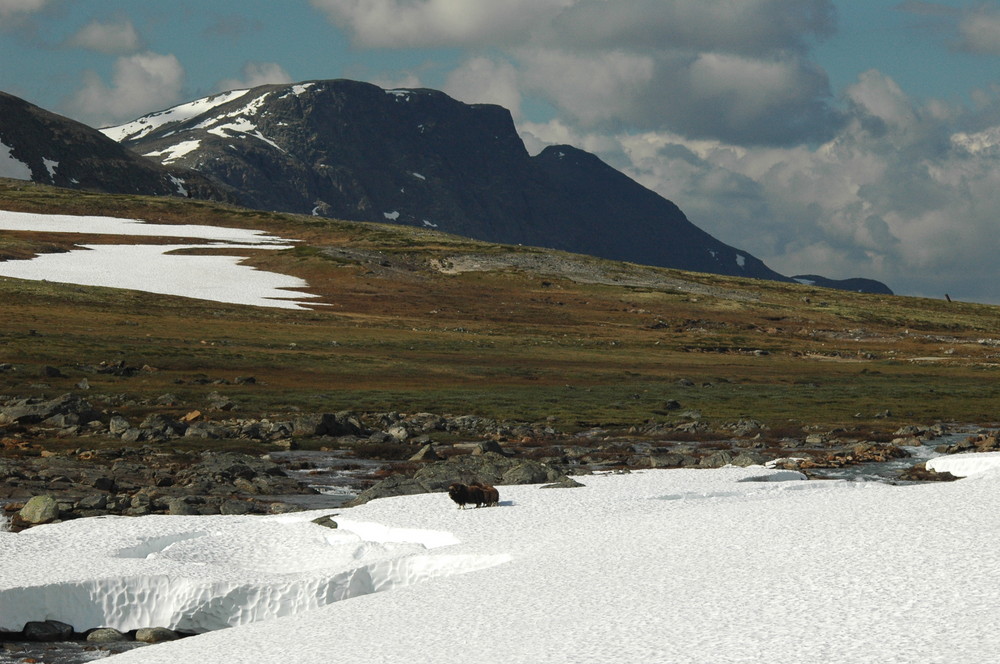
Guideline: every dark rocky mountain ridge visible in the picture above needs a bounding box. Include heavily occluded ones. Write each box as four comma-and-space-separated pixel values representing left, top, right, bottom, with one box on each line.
101, 79, 818, 285
0, 81, 891, 293
0, 91, 230, 201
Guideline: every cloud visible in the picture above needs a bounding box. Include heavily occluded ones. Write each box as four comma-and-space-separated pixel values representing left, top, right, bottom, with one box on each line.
312, 0, 842, 146
203, 14, 265, 39
956, 8, 1000, 55
309, 0, 569, 48
898, 2, 1000, 56
444, 57, 522, 118
0, 0, 48, 19
215, 62, 293, 93
523, 67, 1000, 302
0, 0, 48, 31
66, 52, 185, 126
516, 47, 841, 145
66, 17, 142, 54
547, 0, 835, 56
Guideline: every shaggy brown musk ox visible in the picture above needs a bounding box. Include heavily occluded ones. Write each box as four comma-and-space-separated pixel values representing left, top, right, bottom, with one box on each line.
448, 482, 499, 509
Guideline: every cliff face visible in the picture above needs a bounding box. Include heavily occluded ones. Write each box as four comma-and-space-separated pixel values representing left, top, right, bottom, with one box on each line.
0, 92, 229, 201
106, 79, 790, 282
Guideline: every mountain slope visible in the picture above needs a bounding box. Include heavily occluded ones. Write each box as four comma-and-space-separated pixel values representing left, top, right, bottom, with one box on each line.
102, 79, 792, 283
0, 91, 230, 200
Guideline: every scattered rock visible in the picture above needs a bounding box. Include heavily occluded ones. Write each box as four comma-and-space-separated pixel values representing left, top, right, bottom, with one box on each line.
134, 627, 179, 644
18, 494, 60, 525
22, 620, 74, 642
311, 514, 339, 529
409, 444, 442, 461
540, 477, 585, 489
86, 627, 128, 643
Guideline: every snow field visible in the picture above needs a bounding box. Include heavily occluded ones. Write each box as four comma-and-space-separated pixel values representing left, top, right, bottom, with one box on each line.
3, 459, 1000, 663
0, 209, 319, 309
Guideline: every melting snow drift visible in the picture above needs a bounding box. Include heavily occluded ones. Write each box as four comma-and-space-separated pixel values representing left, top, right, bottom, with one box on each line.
0, 209, 319, 309
4, 461, 1000, 663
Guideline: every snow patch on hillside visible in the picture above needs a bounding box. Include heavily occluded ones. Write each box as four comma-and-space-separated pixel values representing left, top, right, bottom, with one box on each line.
42, 158, 58, 180
0, 210, 319, 309
101, 89, 250, 142
280, 83, 315, 99
144, 139, 202, 164
0, 140, 31, 180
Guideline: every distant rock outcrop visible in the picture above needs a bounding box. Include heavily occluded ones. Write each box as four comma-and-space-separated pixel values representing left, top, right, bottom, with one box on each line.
792, 274, 893, 295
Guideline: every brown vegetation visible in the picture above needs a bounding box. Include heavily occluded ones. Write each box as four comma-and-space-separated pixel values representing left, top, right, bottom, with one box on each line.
2, 179, 1000, 436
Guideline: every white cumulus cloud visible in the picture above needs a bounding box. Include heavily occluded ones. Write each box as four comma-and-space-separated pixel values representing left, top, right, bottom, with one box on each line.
444, 57, 523, 118
66, 17, 142, 54
66, 51, 185, 127
309, 0, 570, 47
522, 67, 1000, 303
0, 0, 47, 19
215, 62, 293, 93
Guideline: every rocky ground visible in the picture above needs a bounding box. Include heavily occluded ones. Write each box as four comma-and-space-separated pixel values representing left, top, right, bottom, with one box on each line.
1, 388, 975, 533
3, 388, 985, 655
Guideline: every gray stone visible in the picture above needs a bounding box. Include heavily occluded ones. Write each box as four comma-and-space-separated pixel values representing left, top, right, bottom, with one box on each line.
311, 514, 339, 529
19, 494, 60, 524
540, 477, 585, 489
108, 415, 131, 435
76, 494, 108, 510
87, 627, 128, 642
730, 452, 767, 467
23, 619, 74, 641
700, 450, 735, 468
134, 627, 179, 644
220, 499, 254, 515
167, 497, 201, 515
409, 444, 442, 461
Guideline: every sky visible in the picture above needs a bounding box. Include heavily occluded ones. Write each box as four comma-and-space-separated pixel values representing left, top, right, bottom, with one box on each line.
4, 1, 1000, 302
5, 453, 1000, 663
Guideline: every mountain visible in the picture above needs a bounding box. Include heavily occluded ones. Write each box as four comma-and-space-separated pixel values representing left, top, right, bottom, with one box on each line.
0, 91, 230, 201
101, 79, 795, 283
0, 82, 890, 293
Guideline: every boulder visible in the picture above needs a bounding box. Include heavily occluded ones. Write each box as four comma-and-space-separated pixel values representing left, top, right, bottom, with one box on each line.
292, 411, 366, 437
311, 514, 339, 529
700, 450, 735, 468
23, 619, 74, 641
19, 494, 60, 524
409, 444, 442, 461
87, 627, 128, 642
134, 627, 179, 643
0, 394, 98, 425
139, 413, 187, 438
108, 415, 131, 435
540, 477, 585, 489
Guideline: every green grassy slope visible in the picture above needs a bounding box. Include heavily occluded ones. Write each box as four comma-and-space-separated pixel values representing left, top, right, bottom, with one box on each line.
3, 178, 999, 431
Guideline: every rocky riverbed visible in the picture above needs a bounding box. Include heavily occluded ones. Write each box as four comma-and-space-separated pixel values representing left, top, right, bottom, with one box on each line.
1, 390, 975, 532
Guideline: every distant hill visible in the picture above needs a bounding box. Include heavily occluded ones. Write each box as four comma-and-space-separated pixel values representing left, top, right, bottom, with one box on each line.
792, 275, 894, 295
0, 91, 230, 201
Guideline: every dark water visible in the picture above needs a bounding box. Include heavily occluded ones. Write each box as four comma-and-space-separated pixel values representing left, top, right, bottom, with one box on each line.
266, 449, 384, 508
0, 640, 146, 663
807, 428, 979, 483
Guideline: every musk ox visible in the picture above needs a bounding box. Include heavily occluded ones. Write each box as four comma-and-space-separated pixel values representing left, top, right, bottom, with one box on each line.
448, 482, 499, 509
